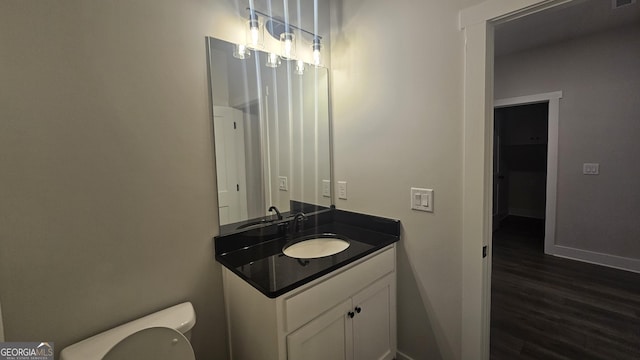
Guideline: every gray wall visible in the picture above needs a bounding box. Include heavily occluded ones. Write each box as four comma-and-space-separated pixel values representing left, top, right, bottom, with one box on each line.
0, 1, 334, 358
495, 23, 640, 259
330, 0, 467, 358
0, 1, 240, 358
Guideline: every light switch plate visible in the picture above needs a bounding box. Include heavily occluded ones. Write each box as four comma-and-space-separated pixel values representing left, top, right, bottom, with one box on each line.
411, 187, 433, 212
338, 181, 347, 200
322, 180, 331, 198
583, 163, 600, 175
279, 176, 288, 191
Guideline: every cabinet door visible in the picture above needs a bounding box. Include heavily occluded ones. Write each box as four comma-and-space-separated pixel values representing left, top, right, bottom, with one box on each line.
287, 299, 353, 360
352, 275, 395, 360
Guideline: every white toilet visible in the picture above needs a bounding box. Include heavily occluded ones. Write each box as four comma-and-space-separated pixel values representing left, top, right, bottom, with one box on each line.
60, 302, 196, 360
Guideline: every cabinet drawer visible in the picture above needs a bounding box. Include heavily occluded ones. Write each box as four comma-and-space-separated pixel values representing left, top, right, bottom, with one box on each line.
283, 246, 394, 332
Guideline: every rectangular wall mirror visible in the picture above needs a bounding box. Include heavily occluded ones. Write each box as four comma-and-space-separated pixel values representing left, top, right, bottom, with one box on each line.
206, 37, 332, 235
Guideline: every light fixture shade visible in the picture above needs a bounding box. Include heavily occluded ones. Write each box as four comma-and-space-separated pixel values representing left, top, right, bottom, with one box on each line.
266, 53, 281, 68
295, 60, 305, 75
312, 37, 322, 66
246, 12, 263, 48
280, 32, 295, 59
233, 44, 251, 59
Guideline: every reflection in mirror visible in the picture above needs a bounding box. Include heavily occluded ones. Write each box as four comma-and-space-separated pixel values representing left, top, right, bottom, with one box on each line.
206, 37, 331, 235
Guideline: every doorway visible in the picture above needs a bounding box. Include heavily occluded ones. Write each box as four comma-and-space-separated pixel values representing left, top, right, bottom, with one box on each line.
493, 92, 561, 255
493, 102, 548, 239
459, 1, 574, 355
461, 0, 640, 357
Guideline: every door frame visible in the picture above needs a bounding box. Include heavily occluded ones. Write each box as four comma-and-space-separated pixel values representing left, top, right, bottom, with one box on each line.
494, 92, 562, 255
459, 1, 577, 358
491, 107, 508, 231
0, 301, 4, 341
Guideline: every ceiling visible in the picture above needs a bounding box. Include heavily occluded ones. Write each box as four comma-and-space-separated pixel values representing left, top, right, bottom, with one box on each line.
495, 0, 640, 56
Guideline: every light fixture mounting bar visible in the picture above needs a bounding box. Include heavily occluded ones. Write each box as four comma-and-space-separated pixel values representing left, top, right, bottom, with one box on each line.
246, 7, 322, 39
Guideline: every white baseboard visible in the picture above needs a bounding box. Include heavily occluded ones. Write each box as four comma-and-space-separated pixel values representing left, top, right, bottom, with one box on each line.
547, 244, 640, 274
396, 350, 416, 360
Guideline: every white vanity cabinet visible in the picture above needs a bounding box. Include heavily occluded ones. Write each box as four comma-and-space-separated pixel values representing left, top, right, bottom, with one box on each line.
287, 273, 395, 360
222, 245, 397, 360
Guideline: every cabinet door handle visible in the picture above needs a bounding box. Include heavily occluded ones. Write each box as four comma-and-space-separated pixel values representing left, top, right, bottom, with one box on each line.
348, 311, 355, 318
355, 306, 362, 314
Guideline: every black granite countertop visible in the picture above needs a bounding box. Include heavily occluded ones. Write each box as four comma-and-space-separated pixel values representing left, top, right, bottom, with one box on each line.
214, 209, 400, 298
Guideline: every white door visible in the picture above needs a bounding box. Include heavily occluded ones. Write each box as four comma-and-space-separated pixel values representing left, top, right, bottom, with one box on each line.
352, 275, 395, 360
287, 299, 353, 360
213, 106, 248, 225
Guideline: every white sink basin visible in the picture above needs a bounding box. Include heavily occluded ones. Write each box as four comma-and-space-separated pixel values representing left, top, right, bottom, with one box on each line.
283, 234, 350, 259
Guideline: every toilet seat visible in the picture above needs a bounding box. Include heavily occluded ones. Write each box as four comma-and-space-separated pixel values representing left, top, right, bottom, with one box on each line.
103, 327, 195, 360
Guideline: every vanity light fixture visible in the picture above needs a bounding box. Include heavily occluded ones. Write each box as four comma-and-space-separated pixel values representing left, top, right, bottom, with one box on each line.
246, 8, 322, 65
295, 60, 305, 75
266, 52, 281, 68
312, 36, 322, 66
246, 10, 263, 48
233, 44, 251, 59
280, 30, 295, 59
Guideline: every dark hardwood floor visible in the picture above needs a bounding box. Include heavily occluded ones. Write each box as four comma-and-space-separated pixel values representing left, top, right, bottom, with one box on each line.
490, 216, 640, 359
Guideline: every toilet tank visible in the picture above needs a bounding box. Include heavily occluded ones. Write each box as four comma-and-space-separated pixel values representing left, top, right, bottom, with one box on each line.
60, 302, 196, 360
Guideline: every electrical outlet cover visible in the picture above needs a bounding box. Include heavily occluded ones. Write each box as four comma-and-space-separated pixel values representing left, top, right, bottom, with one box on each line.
322, 180, 331, 197
279, 176, 288, 191
583, 163, 600, 175
338, 181, 347, 200
410, 187, 433, 212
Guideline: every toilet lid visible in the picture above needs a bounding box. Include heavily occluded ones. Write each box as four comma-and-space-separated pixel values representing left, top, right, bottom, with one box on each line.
103, 327, 195, 360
